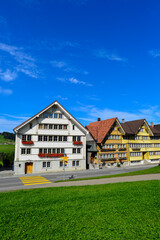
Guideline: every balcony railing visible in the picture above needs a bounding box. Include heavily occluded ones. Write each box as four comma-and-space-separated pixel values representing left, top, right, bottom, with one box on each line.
118, 148, 126, 151
102, 148, 116, 152
73, 141, 82, 145
119, 157, 127, 161
38, 153, 64, 158
22, 141, 34, 145
101, 158, 116, 161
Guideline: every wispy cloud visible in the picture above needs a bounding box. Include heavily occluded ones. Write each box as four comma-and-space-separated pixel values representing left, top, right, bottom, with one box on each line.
94, 49, 127, 62
0, 69, 17, 82
56, 95, 68, 101
57, 76, 92, 87
74, 103, 160, 124
2, 114, 29, 120
51, 60, 88, 75
0, 42, 39, 79
0, 87, 12, 95
149, 49, 160, 58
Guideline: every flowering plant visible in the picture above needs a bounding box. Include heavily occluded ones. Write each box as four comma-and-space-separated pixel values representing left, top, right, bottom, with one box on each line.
22, 141, 34, 145
73, 141, 82, 145
38, 153, 64, 158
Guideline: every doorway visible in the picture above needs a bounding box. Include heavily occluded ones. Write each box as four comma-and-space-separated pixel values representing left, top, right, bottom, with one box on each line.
25, 162, 33, 174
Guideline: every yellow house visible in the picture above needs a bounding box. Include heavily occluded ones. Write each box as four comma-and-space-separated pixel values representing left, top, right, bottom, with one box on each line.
121, 119, 160, 165
86, 117, 127, 167
86, 118, 160, 168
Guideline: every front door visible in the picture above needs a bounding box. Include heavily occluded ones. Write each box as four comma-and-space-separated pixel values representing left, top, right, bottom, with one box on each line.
25, 163, 33, 174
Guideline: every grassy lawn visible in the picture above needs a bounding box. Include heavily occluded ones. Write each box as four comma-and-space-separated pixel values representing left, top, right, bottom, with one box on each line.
0, 181, 160, 239
0, 144, 15, 153
55, 165, 160, 183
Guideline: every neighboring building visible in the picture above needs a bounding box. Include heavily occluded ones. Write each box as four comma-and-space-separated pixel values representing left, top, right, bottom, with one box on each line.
14, 101, 88, 174
86, 118, 126, 168
121, 119, 160, 165
86, 118, 160, 167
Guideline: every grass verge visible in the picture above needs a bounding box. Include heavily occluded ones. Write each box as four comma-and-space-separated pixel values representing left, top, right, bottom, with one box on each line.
0, 181, 160, 239
55, 165, 160, 183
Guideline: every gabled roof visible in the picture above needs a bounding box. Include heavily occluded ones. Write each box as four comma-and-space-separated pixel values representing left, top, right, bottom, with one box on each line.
121, 119, 153, 135
86, 117, 121, 143
150, 124, 160, 136
14, 100, 88, 134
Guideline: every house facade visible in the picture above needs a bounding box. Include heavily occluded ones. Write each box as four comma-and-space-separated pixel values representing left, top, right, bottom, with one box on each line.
14, 101, 88, 174
86, 118, 160, 167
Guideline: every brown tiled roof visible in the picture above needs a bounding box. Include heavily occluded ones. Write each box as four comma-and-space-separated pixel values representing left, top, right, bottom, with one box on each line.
150, 124, 160, 135
86, 118, 117, 143
121, 119, 146, 135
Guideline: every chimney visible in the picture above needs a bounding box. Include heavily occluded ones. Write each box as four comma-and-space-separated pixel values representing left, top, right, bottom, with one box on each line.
97, 118, 101, 121
122, 119, 125, 123
151, 122, 154, 127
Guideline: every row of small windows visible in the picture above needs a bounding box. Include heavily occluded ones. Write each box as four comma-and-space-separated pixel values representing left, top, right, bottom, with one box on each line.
44, 113, 63, 119
130, 152, 141, 157
107, 135, 121, 140
149, 151, 160, 155
39, 148, 81, 154
42, 160, 80, 168
118, 153, 126, 157
101, 154, 115, 159
38, 135, 68, 142
39, 148, 64, 154
103, 144, 126, 149
39, 124, 67, 130
130, 143, 153, 148
22, 135, 32, 141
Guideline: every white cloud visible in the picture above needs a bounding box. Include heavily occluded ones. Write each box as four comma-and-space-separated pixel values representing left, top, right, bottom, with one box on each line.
0, 42, 39, 79
69, 77, 92, 86
94, 49, 127, 62
0, 87, 12, 95
56, 95, 68, 101
51, 61, 67, 68
0, 69, 17, 82
149, 49, 160, 58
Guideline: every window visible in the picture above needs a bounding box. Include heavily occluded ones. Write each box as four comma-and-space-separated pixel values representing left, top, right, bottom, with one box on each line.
54, 125, 58, 130
44, 149, 47, 154
59, 114, 62, 118
77, 136, 81, 141
155, 144, 160, 148
21, 148, 25, 154
77, 148, 81, 154
60, 161, 63, 167
44, 113, 48, 118
22, 135, 26, 141
139, 128, 144, 132
44, 124, 48, 129
57, 148, 60, 154
61, 148, 64, 153
130, 152, 141, 157
72, 161, 75, 166
73, 148, 76, 154
38, 135, 43, 141
59, 136, 62, 142
64, 125, 67, 130
39, 124, 43, 129
52, 149, 56, 153
47, 162, 50, 167
48, 148, 52, 154
142, 136, 149, 140
73, 125, 75, 130
76, 161, 79, 166
49, 124, 53, 129
63, 136, 67, 141
43, 162, 46, 168
39, 148, 42, 153
54, 113, 58, 118
73, 136, 76, 141
44, 136, 48, 141
135, 136, 141, 140
59, 125, 62, 130
118, 144, 126, 148
49, 136, 53, 141
27, 135, 31, 141
49, 113, 53, 118
29, 123, 32, 129
54, 136, 58, 141
27, 148, 31, 154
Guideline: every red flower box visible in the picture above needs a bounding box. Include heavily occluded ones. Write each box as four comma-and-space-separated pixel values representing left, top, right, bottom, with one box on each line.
73, 141, 82, 145
38, 153, 64, 158
22, 141, 34, 145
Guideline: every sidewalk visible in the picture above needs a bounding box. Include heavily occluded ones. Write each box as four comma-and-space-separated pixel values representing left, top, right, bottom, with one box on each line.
52, 173, 160, 187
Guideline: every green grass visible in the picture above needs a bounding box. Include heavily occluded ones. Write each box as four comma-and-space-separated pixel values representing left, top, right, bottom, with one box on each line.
0, 144, 15, 153
0, 135, 14, 144
55, 165, 160, 183
0, 181, 160, 239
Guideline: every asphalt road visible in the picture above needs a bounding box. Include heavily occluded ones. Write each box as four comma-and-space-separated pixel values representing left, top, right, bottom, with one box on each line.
0, 164, 158, 192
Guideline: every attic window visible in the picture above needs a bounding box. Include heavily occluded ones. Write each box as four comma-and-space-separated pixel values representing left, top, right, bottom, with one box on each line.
73, 125, 75, 130
29, 123, 32, 129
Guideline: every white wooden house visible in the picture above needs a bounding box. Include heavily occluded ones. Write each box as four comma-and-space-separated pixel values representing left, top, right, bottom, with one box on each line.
14, 101, 88, 174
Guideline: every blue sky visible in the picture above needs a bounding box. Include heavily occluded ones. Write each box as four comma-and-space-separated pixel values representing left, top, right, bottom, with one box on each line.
1, 0, 160, 132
